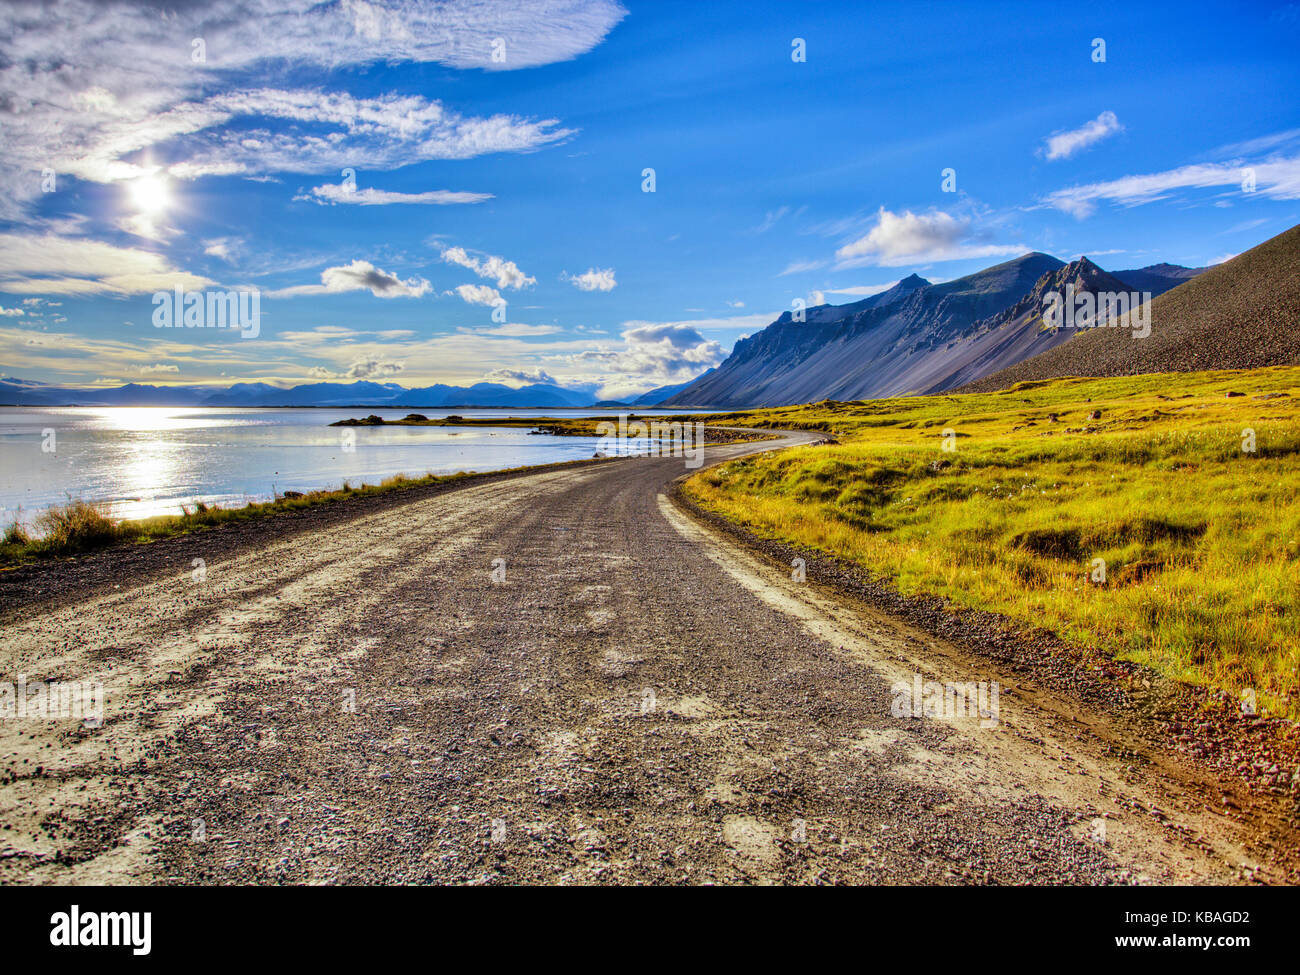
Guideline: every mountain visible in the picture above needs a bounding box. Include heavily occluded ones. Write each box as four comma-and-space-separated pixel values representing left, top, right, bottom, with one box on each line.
962, 222, 1300, 392
898, 257, 1139, 393
629, 371, 716, 406
404, 382, 594, 408
1111, 262, 1210, 298
0, 378, 603, 408
0, 380, 211, 406
663, 253, 1064, 408
203, 381, 406, 407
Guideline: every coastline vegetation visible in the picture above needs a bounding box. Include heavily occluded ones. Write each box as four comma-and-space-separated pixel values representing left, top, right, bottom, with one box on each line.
684, 365, 1300, 718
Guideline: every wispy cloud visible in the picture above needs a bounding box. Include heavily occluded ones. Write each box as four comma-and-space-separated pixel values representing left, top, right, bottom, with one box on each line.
826, 281, 899, 297
0, 0, 624, 222
778, 258, 829, 276
301, 184, 494, 206
562, 267, 617, 292
0, 233, 212, 295
1041, 111, 1123, 161
1042, 155, 1300, 218
464, 322, 562, 336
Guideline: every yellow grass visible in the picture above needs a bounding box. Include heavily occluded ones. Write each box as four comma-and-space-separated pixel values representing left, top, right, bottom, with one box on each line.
684, 366, 1300, 717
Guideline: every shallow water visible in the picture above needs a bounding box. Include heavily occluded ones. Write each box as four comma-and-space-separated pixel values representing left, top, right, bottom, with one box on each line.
0, 406, 702, 526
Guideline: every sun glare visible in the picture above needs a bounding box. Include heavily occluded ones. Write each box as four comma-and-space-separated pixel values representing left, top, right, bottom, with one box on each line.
128, 174, 171, 214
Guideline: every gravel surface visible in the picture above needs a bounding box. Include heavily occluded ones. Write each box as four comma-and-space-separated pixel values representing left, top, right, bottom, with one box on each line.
1, 431, 1291, 885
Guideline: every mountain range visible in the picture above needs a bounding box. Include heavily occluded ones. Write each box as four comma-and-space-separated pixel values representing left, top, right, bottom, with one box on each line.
0, 377, 690, 410
7, 224, 1296, 412
663, 256, 1212, 408
962, 221, 1300, 391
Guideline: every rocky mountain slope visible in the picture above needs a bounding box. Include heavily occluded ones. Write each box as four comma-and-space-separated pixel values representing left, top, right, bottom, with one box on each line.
662, 253, 1067, 407
663, 248, 1223, 408
962, 222, 1300, 392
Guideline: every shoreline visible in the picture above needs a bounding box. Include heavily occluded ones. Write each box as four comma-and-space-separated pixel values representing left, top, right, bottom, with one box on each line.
2, 422, 771, 571
0, 454, 620, 613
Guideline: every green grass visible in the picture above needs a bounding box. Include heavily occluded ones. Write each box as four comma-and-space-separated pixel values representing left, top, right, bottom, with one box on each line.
684, 366, 1300, 718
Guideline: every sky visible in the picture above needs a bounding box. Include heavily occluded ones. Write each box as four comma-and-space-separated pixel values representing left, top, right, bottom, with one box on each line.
1, 0, 1298, 400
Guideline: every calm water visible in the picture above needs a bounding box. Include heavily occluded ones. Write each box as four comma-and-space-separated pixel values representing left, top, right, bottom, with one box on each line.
0, 407, 704, 528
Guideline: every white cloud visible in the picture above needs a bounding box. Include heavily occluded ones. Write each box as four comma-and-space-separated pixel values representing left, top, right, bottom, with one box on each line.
1042, 155, 1300, 218
453, 283, 504, 306
827, 281, 900, 297
204, 239, 241, 262
115, 213, 178, 241
569, 320, 733, 398
1042, 111, 1123, 161
485, 367, 558, 386
472, 323, 562, 336
778, 258, 828, 276
344, 358, 404, 380
271, 260, 431, 298
442, 248, 535, 290
0, 233, 213, 295
0, 306, 24, 317
0, 0, 625, 220
310, 358, 405, 380
138, 363, 180, 375
302, 184, 493, 206
726, 299, 745, 308
563, 267, 617, 292
834, 208, 1025, 268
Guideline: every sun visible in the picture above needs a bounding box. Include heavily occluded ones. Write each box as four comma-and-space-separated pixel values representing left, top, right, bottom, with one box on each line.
127, 174, 171, 214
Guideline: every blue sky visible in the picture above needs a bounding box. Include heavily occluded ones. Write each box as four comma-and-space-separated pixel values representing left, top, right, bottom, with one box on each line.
2, 0, 1298, 398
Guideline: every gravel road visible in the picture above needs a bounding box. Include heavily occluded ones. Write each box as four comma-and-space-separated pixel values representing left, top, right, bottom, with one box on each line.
0, 431, 1278, 884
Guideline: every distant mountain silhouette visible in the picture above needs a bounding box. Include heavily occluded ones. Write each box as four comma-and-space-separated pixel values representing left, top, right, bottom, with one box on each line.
0, 378, 603, 409
1111, 262, 1210, 297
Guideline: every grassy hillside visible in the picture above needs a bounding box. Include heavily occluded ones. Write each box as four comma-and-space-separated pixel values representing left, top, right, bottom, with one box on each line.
684, 366, 1300, 717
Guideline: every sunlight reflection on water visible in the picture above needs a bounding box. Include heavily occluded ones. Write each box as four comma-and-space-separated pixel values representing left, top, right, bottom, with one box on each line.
0, 407, 694, 526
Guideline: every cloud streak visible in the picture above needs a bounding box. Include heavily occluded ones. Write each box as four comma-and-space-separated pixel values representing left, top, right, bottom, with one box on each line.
1042, 111, 1123, 161
302, 184, 493, 206
1042, 155, 1300, 218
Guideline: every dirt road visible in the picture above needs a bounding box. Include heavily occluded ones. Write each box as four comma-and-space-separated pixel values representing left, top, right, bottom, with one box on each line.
0, 431, 1285, 884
